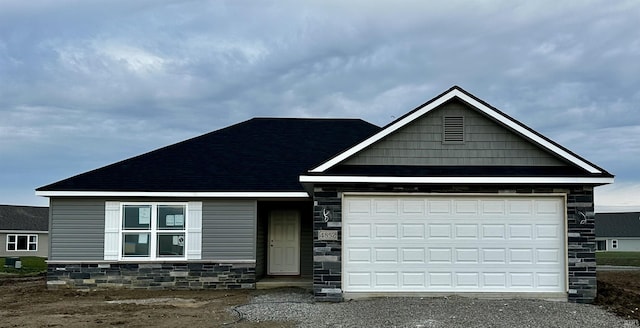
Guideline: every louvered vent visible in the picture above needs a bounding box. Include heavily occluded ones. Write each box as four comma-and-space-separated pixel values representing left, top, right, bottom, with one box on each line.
443, 116, 464, 143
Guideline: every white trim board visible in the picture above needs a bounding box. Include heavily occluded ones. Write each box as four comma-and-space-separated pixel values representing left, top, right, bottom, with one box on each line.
36, 191, 310, 198
310, 87, 604, 174
0, 230, 48, 234
300, 175, 614, 185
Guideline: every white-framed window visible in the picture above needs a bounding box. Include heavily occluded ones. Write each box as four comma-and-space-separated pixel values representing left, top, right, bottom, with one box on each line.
121, 203, 187, 259
104, 201, 201, 261
612, 239, 618, 249
7, 234, 38, 251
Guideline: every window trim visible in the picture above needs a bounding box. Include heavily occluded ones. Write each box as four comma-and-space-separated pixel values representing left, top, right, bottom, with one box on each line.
119, 202, 188, 261
611, 239, 618, 250
6, 234, 38, 252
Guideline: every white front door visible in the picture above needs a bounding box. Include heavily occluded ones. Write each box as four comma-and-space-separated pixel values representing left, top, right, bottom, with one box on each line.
268, 210, 300, 275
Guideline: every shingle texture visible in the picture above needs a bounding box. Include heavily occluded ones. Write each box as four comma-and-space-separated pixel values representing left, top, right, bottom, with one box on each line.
37, 118, 381, 192
596, 212, 640, 237
0, 205, 49, 231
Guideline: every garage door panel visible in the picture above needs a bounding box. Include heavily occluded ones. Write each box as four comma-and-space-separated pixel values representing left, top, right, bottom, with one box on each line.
454, 200, 479, 214
375, 224, 398, 238
374, 199, 398, 214
455, 224, 479, 238
455, 248, 479, 263
343, 195, 565, 294
401, 248, 425, 263
428, 200, 452, 214
482, 225, 506, 239
402, 272, 426, 287
509, 249, 533, 263
347, 224, 371, 238
348, 248, 371, 263
374, 248, 398, 263
508, 225, 533, 239
456, 272, 480, 287
428, 224, 452, 238
428, 248, 453, 263
401, 200, 425, 214
536, 225, 560, 239
401, 224, 425, 238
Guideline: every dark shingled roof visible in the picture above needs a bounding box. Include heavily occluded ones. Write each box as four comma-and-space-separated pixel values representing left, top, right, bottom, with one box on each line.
37, 118, 381, 192
596, 212, 640, 237
0, 205, 49, 231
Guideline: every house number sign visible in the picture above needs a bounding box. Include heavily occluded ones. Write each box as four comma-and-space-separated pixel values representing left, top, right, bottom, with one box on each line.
318, 230, 338, 241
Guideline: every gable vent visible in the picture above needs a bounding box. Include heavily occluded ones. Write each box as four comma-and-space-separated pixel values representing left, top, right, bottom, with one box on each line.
443, 116, 464, 143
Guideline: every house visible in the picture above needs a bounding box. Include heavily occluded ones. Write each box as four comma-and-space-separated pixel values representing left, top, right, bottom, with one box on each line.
36, 86, 614, 303
0, 205, 49, 258
596, 212, 640, 251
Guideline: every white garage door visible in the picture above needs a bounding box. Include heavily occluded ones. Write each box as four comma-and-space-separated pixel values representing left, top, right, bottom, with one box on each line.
343, 195, 566, 293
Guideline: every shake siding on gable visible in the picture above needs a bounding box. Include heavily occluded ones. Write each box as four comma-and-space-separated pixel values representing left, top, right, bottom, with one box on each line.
202, 200, 256, 261
344, 101, 566, 166
49, 198, 105, 261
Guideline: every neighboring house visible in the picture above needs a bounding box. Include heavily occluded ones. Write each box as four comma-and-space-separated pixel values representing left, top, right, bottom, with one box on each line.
0, 205, 49, 258
596, 212, 640, 251
36, 86, 614, 303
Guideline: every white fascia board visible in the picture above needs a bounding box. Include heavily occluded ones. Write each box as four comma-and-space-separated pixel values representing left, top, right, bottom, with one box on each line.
299, 175, 615, 185
0, 230, 48, 234
310, 88, 603, 174
35, 191, 310, 198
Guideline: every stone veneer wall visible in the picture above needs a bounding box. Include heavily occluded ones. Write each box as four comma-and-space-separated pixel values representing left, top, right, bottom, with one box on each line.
46, 262, 255, 290
312, 184, 596, 303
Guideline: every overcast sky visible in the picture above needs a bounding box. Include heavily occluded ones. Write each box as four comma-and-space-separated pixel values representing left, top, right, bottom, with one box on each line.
1, 0, 639, 212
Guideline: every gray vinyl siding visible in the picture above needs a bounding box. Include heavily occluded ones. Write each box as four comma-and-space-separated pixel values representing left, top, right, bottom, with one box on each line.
202, 200, 256, 260
49, 198, 105, 261
597, 238, 640, 251
345, 101, 566, 166
0, 232, 48, 258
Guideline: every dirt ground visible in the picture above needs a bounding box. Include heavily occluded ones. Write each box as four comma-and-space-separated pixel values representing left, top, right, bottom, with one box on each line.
595, 271, 640, 323
0, 275, 293, 328
1, 273, 638, 327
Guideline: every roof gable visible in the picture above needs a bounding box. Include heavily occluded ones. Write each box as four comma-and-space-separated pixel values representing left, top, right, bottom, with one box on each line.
343, 98, 567, 167
596, 212, 640, 237
309, 86, 609, 176
0, 205, 49, 231
37, 118, 380, 194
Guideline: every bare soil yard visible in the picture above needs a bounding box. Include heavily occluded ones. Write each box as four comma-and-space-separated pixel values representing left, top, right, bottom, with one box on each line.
596, 271, 640, 323
0, 273, 638, 327
0, 275, 292, 328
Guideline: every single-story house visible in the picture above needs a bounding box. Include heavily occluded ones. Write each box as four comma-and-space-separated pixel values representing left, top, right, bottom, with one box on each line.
0, 205, 49, 258
36, 86, 614, 303
596, 212, 640, 251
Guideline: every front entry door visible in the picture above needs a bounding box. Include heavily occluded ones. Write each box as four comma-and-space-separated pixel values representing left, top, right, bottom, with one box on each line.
268, 210, 300, 275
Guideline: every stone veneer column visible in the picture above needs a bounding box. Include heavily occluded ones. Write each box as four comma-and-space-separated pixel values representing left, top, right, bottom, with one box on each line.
566, 185, 597, 303
312, 187, 343, 302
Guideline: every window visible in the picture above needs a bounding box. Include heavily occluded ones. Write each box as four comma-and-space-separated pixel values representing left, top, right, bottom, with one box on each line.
612, 239, 618, 250
7, 234, 38, 251
121, 203, 186, 259
443, 116, 464, 143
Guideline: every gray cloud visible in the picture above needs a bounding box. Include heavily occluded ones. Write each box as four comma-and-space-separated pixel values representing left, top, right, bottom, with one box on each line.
1, 0, 639, 208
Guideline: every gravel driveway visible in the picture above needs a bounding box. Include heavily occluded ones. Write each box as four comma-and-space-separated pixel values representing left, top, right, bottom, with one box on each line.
235, 288, 638, 328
